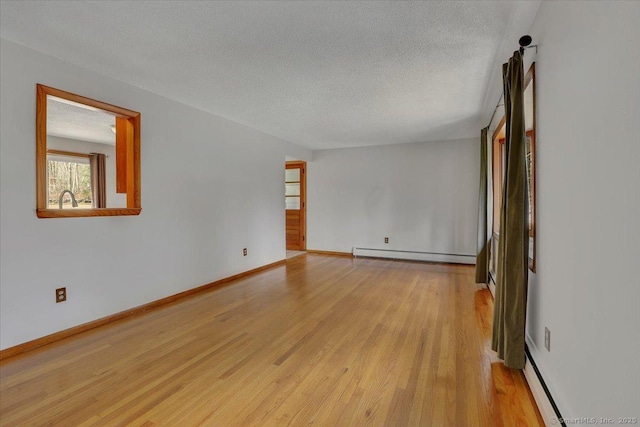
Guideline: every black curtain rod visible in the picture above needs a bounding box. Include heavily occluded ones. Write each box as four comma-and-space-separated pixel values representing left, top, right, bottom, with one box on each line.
486, 36, 537, 130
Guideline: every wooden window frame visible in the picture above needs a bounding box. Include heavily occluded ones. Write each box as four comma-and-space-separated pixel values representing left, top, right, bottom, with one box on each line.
492, 116, 506, 235
46, 149, 90, 159
36, 84, 141, 218
524, 63, 537, 272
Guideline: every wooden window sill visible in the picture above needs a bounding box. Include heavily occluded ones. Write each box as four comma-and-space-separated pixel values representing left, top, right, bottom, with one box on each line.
36, 208, 141, 218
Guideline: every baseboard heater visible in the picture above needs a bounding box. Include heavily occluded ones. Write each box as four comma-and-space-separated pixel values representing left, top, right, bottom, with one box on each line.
489, 274, 563, 426
524, 345, 565, 427
352, 248, 475, 265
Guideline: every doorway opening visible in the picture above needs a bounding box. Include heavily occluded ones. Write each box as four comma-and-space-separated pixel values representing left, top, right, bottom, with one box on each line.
285, 160, 306, 252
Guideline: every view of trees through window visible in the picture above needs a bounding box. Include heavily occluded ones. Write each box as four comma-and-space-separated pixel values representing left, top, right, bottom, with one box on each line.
47, 158, 92, 208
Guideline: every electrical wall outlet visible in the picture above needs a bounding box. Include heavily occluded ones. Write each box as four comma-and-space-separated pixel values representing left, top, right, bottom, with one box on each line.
544, 327, 551, 351
384, 237, 389, 244
243, 248, 248, 256
56, 287, 66, 303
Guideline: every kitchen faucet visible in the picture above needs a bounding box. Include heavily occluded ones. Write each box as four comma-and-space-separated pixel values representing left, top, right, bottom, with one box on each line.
58, 190, 78, 209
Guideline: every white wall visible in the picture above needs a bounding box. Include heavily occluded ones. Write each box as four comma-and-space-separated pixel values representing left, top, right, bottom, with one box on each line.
0, 39, 310, 350
47, 136, 127, 208
524, 1, 640, 420
307, 138, 479, 261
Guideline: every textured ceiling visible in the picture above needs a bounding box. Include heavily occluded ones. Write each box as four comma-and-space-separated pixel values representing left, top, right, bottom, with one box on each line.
48, 97, 116, 145
0, 1, 539, 149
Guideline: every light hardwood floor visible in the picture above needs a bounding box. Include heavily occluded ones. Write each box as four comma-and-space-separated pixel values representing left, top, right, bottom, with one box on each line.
0, 254, 543, 426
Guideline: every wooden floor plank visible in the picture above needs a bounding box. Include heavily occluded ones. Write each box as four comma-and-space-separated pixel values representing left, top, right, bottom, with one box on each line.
0, 254, 543, 426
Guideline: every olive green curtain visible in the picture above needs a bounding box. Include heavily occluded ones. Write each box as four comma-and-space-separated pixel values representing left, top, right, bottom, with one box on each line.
491, 51, 529, 369
475, 127, 490, 283
89, 153, 107, 208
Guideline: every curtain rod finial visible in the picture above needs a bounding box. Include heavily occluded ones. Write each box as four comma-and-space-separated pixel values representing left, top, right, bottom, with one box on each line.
519, 35, 533, 55
519, 35, 532, 48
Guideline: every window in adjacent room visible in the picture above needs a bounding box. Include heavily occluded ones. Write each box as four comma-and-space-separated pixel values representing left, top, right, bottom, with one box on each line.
46, 151, 92, 209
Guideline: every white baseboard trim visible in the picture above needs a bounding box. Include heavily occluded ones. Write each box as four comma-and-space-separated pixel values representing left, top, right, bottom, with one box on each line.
352, 248, 475, 265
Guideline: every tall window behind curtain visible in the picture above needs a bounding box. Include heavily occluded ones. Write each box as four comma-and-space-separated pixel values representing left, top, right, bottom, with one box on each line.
491, 51, 529, 370
89, 153, 107, 208
475, 127, 490, 283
